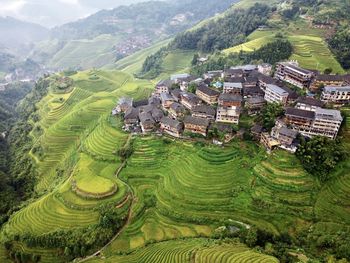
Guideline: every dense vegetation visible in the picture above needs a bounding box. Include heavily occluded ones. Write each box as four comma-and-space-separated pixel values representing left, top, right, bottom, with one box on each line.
190, 39, 293, 76
328, 27, 350, 70
296, 136, 347, 182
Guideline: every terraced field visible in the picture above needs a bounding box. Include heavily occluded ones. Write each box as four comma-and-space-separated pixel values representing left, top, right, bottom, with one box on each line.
0, 70, 154, 262
89, 239, 279, 263
224, 26, 345, 74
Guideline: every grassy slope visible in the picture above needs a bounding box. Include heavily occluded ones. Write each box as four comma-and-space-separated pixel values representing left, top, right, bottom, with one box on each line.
47, 35, 123, 70
223, 17, 345, 73
89, 239, 278, 263
0, 70, 153, 262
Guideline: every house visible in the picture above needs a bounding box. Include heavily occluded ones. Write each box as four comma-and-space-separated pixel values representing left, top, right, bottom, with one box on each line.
243, 86, 264, 98
256, 73, 277, 91
203, 70, 223, 79
270, 124, 298, 152
180, 92, 202, 110
113, 97, 133, 115
139, 104, 164, 122
251, 124, 264, 141
310, 74, 348, 91
245, 96, 266, 115
196, 85, 220, 105
124, 107, 139, 127
295, 97, 325, 112
275, 61, 314, 89
223, 82, 243, 95
221, 68, 244, 78
139, 112, 156, 133
170, 88, 183, 101
133, 100, 149, 108
192, 105, 216, 120
258, 63, 272, 76
285, 107, 342, 139
171, 73, 191, 82
216, 106, 240, 124
321, 85, 350, 105
264, 84, 289, 105
160, 117, 183, 138
244, 76, 259, 88
168, 102, 186, 118
260, 132, 280, 152
148, 96, 161, 107
160, 92, 176, 109
218, 93, 242, 108
178, 76, 197, 91
155, 79, 172, 96
184, 116, 210, 136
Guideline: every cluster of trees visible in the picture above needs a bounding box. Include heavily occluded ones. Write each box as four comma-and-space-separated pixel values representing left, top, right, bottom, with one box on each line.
296, 136, 347, 182
140, 47, 167, 79
258, 103, 285, 131
191, 38, 293, 76
0, 78, 49, 226
328, 26, 350, 69
170, 4, 271, 52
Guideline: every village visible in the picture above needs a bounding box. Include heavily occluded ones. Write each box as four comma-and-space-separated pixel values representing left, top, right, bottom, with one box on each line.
113, 60, 350, 153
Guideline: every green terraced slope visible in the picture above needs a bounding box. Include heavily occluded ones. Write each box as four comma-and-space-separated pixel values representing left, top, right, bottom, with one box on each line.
89, 239, 279, 263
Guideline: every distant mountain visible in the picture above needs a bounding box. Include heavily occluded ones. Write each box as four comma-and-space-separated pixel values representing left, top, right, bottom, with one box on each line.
0, 17, 49, 56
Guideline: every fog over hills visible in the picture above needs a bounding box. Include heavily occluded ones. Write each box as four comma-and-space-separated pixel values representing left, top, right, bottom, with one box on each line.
0, 0, 147, 28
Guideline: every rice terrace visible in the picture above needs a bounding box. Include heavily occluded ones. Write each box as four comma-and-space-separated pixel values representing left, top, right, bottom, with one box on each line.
0, 0, 350, 262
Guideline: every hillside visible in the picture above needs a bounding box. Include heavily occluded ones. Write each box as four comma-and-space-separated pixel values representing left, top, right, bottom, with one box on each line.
30, 0, 238, 70
140, 0, 349, 78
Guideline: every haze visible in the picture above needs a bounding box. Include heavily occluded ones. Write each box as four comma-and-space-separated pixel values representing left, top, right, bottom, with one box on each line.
0, 0, 147, 28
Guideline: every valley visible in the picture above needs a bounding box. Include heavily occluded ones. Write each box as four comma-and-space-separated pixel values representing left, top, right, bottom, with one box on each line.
0, 0, 349, 262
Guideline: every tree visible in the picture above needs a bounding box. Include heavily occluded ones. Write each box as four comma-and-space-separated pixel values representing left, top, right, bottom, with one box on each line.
296, 136, 347, 182
192, 54, 199, 66
258, 103, 284, 131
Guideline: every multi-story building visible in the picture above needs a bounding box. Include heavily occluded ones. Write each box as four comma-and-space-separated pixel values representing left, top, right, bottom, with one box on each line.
216, 106, 240, 124
221, 68, 244, 79
275, 61, 314, 89
218, 93, 242, 108
160, 117, 183, 138
258, 63, 272, 76
168, 102, 186, 118
196, 85, 220, 105
264, 84, 289, 105
160, 92, 176, 109
223, 82, 243, 95
285, 107, 342, 139
192, 105, 216, 121
180, 92, 202, 110
184, 116, 210, 136
295, 97, 325, 112
310, 74, 348, 91
321, 85, 350, 104
245, 96, 266, 115
154, 79, 172, 96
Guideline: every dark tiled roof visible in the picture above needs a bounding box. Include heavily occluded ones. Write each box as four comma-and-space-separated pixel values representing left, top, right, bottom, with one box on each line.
124, 107, 139, 120
315, 74, 345, 82
139, 112, 155, 124
170, 102, 185, 112
192, 105, 216, 116
296, 97, 325, 107
219, 93, 243, 102
224, 77, 245, 83
251, 124, 264, 134
281, 62, 313, 75
210, 123, 234, 133
246, 96, 265, 104
170, 88, 183, 99
197, 85, 220, 96
285, 107, 315, 119
181, 92, 201, 104
133, 100, 148, 108
156, 79, 173, 88
243, 86, 264, 96
224, 68, 244, 75
160, 116, 182, 130
279, 127, 298, 138
184, 116, 209, 127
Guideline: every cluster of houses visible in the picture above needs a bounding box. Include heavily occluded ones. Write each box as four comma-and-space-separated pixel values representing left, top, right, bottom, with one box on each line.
113, 60, 349, 153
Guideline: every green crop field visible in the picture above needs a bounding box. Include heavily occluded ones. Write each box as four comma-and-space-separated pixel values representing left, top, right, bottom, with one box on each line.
1, 68, 349, 262
47, 35, 123, 70
223, 21, 345, 74
89, 239, 279, 263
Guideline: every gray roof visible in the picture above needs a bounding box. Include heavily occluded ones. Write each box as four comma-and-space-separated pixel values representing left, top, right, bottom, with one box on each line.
184, 116, 210, 127
192, 105, 216, 116
181, 92, 201, 104
279, 127, 298, 138
133, 100, 148, 108
197, 85, 220, 96
170, 102, 185, 112
157, 79, 173, 88
225, 77, 245, 83
160, 116, 183, 130
315, 74, 345, 82
324, 85, 350, 93
224, 82, 243, 89
160, 92, 175, 102
124, 107, 139, 120
170, 88, 183, 99
315, 108, 343, 121
266, 84, 289, 96
296, 97, 324, 107
219, 93, 243, 102
246, 96, 265, 104
280, 62, 313, 75
139, 112, 155, 124
285, 107, 315, 119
